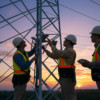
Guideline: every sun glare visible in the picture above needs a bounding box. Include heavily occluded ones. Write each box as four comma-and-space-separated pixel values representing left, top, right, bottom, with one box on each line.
77, 84, 82, 88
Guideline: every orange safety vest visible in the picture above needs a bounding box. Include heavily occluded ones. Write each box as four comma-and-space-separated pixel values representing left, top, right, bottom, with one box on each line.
91, 43, 100, 81
59, 58, 75, 68
92, 43, 100, 62
94, 50, 99, 61
13, 50, 30, 75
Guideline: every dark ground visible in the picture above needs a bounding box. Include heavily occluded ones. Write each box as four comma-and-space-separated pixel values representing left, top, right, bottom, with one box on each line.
0, 89, 100, 100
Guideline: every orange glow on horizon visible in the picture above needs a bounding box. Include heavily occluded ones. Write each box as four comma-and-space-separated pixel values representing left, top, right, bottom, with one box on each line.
76, 84, 82, 88
0, 61, 98, 90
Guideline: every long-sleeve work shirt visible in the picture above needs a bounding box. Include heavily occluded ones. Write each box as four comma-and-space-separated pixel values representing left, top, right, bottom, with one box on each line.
13, 47, 36, 71
89, 41, 100, 69
45, 45, 76, 65
45, 45, 76, 78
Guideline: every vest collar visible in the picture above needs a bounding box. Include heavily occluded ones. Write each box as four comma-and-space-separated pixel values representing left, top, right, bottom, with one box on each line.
17, 48, 26, 55
94, 40, 100, 48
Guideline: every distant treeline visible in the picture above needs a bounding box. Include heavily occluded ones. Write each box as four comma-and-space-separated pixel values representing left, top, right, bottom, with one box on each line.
0, 90, 99, 100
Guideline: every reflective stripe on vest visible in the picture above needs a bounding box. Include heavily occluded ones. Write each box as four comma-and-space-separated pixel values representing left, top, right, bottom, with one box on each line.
59, 58, 75, 68
14, 70, 24, 73
13, 50, 29, 75
92, 43, 100, 62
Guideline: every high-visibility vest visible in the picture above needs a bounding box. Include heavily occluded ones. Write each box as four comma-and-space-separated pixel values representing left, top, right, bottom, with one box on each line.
92, 43, 100, 62
13, 50, 30, 75
59, 58, 75, 68
92, 43, 100, 81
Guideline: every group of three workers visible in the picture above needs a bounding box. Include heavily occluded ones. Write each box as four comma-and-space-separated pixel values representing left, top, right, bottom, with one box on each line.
12, 25, 100, 100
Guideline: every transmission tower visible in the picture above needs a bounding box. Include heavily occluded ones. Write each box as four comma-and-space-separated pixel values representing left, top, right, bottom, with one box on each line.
0, 0, 62, 100
35, 0, 62, 100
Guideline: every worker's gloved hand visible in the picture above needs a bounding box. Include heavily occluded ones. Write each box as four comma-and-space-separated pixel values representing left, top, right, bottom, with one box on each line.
48, 39, 53, 46
77, 59, 90, 67
31, 56, 38, 62
42, 45, 46, 51
77, 59, 85, 64
33, 56, 38, 61
52, 41, 57, 46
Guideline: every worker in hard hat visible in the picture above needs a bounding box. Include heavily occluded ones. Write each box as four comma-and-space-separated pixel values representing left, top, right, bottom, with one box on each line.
78, 26, 100, 98
12, 37, 37, 100
43, 34, 77, 100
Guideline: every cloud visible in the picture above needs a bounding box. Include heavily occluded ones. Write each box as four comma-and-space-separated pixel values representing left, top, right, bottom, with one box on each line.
5, 42, 13, 47
0, 42, 14, 57
0, 50, 13, 57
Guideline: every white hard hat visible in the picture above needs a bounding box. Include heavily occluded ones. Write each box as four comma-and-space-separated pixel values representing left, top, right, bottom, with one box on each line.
64, 34, 77, 44
90, 26, 100, 35
13, 37, 23, 47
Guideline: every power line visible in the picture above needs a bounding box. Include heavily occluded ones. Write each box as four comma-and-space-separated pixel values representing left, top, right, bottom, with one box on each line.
59, 3, 100, 22
0, 1, 94, 41
90, 0, 100, 6
0, 2, 96, 51
62, 32, 90, 38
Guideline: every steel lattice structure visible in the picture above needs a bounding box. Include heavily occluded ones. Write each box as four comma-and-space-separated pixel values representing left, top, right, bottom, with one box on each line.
0, 0, 62, 100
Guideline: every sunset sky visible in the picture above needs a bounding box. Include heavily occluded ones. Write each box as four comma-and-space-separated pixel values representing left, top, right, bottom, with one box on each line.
0, 0, 100, 91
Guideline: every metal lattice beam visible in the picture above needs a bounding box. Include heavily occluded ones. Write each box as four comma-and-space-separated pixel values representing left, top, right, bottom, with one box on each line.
0, 0, 62, 100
